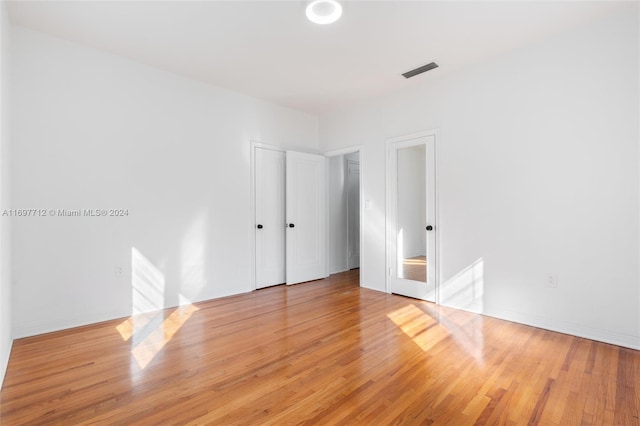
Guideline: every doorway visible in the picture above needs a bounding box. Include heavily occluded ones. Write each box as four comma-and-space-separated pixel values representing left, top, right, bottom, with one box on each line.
346, 157, 360, 270
327, 149, 361, 277
386, 131, 437, 302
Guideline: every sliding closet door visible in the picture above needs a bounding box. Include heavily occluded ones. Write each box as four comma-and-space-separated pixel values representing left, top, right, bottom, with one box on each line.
255, 147, 286, 289
285, 151, 327, 285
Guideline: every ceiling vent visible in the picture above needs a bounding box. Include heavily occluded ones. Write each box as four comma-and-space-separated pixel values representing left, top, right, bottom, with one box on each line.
402, 62, 439, 79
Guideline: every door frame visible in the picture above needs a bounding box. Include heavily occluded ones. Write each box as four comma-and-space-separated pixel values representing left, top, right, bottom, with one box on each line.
385, 130, 439, 303
324, 146, 363, 280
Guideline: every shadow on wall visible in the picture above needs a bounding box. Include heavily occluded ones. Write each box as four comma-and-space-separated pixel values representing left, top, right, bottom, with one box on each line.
441, 258, 484, 313
179, 212, 207, 305
361, 197, 385, 288
131, 247, 165, 315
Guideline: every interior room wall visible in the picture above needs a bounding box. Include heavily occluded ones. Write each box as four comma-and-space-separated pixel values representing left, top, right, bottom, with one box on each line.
11, 26, 319, 338
0, 0, 13, 387
320, 6, 640, 349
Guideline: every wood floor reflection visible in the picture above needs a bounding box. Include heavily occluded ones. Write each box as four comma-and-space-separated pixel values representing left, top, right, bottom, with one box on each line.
1, 269, 638, 424
402, 255, 426, 282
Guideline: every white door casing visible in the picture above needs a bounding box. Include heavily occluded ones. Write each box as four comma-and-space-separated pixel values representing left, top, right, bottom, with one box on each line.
386, 132, 437, 302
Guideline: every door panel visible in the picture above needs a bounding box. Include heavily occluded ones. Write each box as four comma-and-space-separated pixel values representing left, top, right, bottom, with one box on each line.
286, 151, 327, 285
255, 148, 286, 289
388, 134, 437, 301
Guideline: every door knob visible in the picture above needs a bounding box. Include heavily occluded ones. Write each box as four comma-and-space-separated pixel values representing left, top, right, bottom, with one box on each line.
426, 225, 433, 231
288, 223, 295, 228
256, 224, 263, 229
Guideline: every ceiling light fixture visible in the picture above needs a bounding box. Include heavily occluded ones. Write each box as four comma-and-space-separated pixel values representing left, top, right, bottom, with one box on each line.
306, 0, 343, 25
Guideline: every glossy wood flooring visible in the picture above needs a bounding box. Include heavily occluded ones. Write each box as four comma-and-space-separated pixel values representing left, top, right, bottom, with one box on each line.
1, 270, 639, 425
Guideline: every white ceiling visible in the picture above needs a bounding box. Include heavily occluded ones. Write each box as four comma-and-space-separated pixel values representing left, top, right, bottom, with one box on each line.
7, 1, 630, 115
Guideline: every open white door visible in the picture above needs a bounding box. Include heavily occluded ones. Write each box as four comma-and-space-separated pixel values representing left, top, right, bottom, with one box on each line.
286, 151, 327, 285
387, 133, 437, 301
255, 147, 286, 289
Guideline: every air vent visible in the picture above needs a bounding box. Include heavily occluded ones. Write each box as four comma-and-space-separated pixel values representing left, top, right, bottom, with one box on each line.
402, 62, 439, 79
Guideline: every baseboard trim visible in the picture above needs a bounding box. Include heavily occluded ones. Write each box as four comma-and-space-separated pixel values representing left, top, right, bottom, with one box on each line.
0, 338, 13, 390
13, 308, 130, 339
14, 289, 639, 351
13, 290, 255, 339
483, 307, 640, 350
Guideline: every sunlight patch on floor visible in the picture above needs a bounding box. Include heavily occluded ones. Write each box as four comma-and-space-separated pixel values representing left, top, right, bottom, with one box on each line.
387, 304, 450, 352
116, 313, 153, 342
130, 304, 199, 369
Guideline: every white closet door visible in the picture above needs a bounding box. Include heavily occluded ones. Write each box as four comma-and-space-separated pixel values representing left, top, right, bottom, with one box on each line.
255, 147, 286, 289
286, 151, 327, 285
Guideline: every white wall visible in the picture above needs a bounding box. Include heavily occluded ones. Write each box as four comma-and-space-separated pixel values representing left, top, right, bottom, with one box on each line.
0, 0, 13, 387
320, 6, 640, 349
11, 26, 319, 338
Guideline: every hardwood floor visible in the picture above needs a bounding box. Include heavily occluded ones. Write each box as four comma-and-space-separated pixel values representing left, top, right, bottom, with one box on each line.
1, 269, 638, 425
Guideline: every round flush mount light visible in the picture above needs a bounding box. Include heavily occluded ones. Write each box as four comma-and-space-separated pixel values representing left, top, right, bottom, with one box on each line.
306, 0, 343, 25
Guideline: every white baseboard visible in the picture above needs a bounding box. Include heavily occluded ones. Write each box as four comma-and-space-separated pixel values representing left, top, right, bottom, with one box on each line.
0, 338, 13, 390
14, 289, 639, 352
13, 289, 253, 339
481, 307, 640, 350
13, 307, 130, 339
